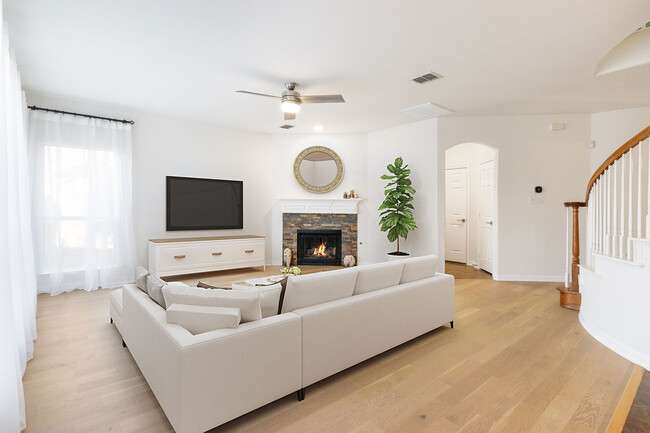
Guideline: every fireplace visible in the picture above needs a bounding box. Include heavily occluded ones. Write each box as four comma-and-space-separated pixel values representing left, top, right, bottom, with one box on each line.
297, 229, 342, 266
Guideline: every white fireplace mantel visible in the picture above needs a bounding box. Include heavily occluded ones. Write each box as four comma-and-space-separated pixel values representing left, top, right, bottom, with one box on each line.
279, 198, 362, 215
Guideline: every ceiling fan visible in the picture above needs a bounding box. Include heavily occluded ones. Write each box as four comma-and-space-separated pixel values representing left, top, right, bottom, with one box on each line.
237, 82, 345, 121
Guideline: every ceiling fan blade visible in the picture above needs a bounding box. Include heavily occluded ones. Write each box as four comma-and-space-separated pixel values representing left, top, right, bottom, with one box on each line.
284, 112, 296, 121
236, 90, 280, 99
300, 94, 345, 104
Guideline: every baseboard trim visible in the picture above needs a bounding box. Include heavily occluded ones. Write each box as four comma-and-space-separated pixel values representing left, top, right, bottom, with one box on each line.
492, 274, 564, 282
579, 312, 650, 370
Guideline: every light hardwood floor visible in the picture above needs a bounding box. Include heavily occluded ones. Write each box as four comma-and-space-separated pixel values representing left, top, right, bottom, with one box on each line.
24, 267, 635, 433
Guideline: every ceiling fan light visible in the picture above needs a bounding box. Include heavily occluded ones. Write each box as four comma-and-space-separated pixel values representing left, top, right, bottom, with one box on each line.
281, 100, 301, 113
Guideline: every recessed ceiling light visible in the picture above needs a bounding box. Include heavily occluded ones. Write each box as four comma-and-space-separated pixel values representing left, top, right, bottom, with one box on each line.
314, 125, 323, 131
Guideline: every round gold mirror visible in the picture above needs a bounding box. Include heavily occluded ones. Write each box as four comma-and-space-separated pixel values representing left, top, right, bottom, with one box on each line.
294, 146, 344, 193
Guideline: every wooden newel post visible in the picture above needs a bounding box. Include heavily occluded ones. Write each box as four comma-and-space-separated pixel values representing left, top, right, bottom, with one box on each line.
558, 201, 586, 310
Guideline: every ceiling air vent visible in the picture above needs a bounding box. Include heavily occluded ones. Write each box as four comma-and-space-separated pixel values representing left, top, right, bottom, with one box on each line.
279, 124, 295, 129
400, 102, 454, 119
412, 71, 443, 84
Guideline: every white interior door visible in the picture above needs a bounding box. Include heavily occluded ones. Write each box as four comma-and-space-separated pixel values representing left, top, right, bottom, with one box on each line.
479, 160, 494, 273
445, 168, 468, 263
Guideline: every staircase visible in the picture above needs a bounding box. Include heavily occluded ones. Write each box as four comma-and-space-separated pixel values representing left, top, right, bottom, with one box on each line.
572, 126, 650, 370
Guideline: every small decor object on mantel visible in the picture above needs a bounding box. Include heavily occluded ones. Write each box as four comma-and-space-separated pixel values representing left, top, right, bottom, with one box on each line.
283, 248, 292, 267
343, 255, 356, 267
379, 156, 417, 260
343, 191, 348, 199
350, 189, 355, 198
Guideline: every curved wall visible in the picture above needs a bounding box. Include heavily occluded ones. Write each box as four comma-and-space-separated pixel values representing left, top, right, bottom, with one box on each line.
579, 250, 650, 370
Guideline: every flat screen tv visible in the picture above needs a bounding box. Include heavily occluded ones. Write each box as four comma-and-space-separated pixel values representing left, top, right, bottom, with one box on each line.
166, 176, 243, 231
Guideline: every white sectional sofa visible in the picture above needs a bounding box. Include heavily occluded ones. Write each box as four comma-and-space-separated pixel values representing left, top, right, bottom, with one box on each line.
114, 255, 454, 433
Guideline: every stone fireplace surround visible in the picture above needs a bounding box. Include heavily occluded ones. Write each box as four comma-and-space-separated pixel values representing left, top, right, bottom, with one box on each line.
283, 214, 357, 266
278, 199, 361, 267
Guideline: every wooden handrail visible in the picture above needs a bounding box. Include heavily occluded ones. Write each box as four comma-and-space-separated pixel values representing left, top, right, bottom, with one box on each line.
585, 125, 650, 204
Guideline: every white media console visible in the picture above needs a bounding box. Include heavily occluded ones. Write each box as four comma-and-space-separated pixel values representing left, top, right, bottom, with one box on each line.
148, 235, 266, 277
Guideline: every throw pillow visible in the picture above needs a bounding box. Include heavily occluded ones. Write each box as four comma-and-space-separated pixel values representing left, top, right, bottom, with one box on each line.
197, 281, 231, 290
162, 285, 262, 322
281, 267, 358, 313
135, 266, 149, 293
232, 283, 281, 318
232, 277, 288, 318
166, 304, 241, 334
353, 261, 404, 295
146, 274, 168, 308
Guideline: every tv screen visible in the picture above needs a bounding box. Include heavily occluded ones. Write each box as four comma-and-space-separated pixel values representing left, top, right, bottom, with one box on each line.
166, 176, 243, 231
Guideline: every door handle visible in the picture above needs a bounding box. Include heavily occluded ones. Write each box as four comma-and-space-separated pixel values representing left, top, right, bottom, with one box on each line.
457, 218, 466, 223
487, 221, 493, 225
245, 250, 254, 253
212, 252, 222, 256
173, 255, 186, 259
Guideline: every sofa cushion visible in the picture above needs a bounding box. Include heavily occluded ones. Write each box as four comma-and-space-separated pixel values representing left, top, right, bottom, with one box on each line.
166, 304, 241, 334
232, 282, 282, 318
162, 285, 262, 322
353, 261, 404, 295
399, 255, 439, 284
146, 274, 169, 308
135, 266, 149, 293
281, 267, 358, 313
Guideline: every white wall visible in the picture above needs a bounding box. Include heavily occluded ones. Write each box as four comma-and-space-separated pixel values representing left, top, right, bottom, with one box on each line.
445, 143, 496, 267
438, 115, 591, 281
25, 93, 607, 283
269, 133, 368, 265
590, 106, 650, 173
26, 93, 274, 267
366, 120, 439, 266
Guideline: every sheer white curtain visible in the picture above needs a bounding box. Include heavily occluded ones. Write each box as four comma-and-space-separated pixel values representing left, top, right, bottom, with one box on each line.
28, 111, 136, 294
0, 10, 38, 433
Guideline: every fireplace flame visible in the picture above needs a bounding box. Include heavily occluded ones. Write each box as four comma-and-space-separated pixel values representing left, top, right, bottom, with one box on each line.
312, 240, 329, 257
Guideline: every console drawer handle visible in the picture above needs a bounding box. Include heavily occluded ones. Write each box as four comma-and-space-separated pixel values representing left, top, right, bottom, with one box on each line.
174, 255, 186, 259
245, 249, 254, 253
212, 252, 223, 256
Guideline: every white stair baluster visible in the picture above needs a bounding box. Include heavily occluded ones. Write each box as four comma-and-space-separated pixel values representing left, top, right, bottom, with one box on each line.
646, 138, 650, 239
599, 178, 604, 254
612, 160, 621, 257
603, 168, 612, 256
628, 150, 634, 261
590, 189, 595, 264
638, 143, 644, 238
586, 193, 592, 267
595, 180, 601, 254
620, 153, 627, 259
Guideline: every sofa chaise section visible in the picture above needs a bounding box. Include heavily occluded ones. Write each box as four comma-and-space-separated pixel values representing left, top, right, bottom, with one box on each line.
121, 285, 302, 433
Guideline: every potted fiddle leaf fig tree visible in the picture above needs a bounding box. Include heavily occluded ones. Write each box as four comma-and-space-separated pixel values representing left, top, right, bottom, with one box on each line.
378, 156, 417, 259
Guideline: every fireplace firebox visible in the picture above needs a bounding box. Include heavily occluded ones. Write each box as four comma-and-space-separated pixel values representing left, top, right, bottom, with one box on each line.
297, 229, 342, 266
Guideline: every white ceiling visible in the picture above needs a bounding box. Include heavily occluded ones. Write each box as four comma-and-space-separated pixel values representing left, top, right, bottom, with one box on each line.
4, 0, 650, 134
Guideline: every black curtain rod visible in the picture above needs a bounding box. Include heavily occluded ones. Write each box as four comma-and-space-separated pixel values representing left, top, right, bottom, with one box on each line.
27, 105, 134, 125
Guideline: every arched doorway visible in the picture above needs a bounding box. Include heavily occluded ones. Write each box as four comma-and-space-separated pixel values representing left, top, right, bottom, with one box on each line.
444, 142, 498, 278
